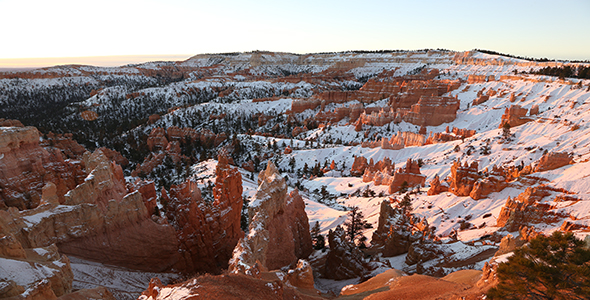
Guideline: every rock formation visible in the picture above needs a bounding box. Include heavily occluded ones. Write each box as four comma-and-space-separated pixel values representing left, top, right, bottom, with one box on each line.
447, 161, 480, 196
135, 126, 227, 177
322, 226, 369, 280
533, 151, 573, 172
350, 156, 369, 177
138, 270, 322, 300
496, 186, 555, 232
431, 161, 513, 200
361, 131, 425, 149
0, 238, 73, 299
499, 105, 534, 128
361, 157, 395, 185
371, 201, 430, 257
389, 159, 426, 194
400, 95, 461, 126
8, 150, 185, 272
0, 126, 86, 210
469, 165, 510, 200
229, 161, 312, 274
425, 127, 476, 144
427, 174, 449, 195
164, 154, 244, 273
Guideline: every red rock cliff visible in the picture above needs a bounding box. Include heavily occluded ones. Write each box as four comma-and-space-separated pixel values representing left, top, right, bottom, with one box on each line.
163, 154, 244, 274
229, 161, 312, 274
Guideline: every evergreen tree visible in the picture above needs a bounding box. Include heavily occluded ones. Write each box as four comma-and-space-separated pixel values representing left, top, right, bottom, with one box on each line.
502, 122, 511, 140
344, 206, 371, 245
240, 196, 250, 232
310, 221, 325, 250
400, 194, 413, 215
488, 231, 590, 300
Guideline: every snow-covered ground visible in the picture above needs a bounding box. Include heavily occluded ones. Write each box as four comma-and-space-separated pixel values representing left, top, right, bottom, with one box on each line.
69, 256, 180, 300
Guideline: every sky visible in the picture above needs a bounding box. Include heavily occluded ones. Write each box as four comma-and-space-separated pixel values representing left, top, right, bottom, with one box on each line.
1, 0, 589, 68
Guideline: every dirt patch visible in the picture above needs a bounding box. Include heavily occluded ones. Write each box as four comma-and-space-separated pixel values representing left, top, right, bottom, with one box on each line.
340, 269, 405, 296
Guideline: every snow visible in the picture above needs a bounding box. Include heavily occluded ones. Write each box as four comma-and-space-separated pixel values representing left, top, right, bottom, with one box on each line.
69, 256, 180, 300
5, 49, 590, 295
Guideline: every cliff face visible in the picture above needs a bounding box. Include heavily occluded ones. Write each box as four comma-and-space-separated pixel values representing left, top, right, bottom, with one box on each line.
0, 126, 85, 210
1, 150, 185, 273
163, 154, 244, 274
229, 161, 312, 273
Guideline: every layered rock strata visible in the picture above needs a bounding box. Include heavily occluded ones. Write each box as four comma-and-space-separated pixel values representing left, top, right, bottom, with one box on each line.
229, 161, 312, 274
163, 154, 244, 273
0, 126, 85, 210
389, 159, 426, 194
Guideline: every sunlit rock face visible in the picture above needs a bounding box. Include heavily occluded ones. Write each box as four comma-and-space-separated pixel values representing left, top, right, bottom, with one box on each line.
229, 161, 312, 274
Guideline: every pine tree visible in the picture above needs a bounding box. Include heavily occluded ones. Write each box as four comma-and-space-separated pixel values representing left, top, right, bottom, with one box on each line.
502, 122, 511, 140
488, 231, 590, 300
310, 221, 325, 250
344, 206, 371, 245
400, 194, 413, 215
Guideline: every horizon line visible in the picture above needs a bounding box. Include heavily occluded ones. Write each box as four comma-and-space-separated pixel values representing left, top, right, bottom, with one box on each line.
1, 49, 588, 69
0, 54, 196, 69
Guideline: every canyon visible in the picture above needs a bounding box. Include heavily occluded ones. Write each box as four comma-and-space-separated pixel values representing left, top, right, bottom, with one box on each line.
1, 49, 589, 299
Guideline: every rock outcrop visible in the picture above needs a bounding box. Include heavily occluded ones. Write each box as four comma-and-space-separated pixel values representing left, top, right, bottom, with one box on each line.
425, 127, 476, 144
361, 131, 425, 149
427, 174, 449, 196
499, 105, 534, 128
533, 151, 573, 172
1, 205, 74, 299
496, 186, 555, 232
229, 161, 312, 273
322, 226, 369, 280
371, 201, 430, 257
389, 159, 426, 194
469, 165, 510, 200
448, 161, 480, 196
431, 161, 513, 200
350, 156, 369, 177
7, 150, 185, 272
138, 270, 322, 300
361, 157, 395, 185
400, 96, 461, 126
0, 126, 86, 210
164, 154, 244, 273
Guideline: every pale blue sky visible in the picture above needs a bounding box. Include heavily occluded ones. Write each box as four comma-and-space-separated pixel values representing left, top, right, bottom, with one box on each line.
1, 0, 589, 66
